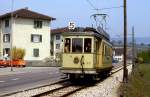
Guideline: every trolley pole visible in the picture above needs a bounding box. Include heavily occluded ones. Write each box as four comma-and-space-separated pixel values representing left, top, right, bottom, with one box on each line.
123, 0, 128, 83
132, 26, 135, 70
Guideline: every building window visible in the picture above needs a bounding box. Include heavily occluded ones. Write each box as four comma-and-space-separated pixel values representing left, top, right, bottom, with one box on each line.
34, 20, 42, 28
56, 35, 60, 40
33, 48, 39, 57
50, 49, 54, 56
3, 34, 10, 42
5, 19, 9, 28
56, 44, 60, 49
3, 48, 10, 60
31, 34, 42, 43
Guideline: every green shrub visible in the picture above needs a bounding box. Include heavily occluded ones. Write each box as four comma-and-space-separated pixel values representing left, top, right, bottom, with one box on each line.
137, 49, 150, 63
119, 64, 150, 97
12, 47, 25, 60
137, 57, 144, 63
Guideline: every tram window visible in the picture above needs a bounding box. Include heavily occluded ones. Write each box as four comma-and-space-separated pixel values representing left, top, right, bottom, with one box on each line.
105, 46, 108, 56
64, 38, 70, 53
102, 43, 105, 55
72, 38, 83, 53
84, 38, 91, 53
104, 45, 110, 56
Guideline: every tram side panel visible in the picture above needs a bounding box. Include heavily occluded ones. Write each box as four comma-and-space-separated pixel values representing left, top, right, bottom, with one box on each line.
94, 40, 112, 73
101, 41, 112, 70
94, 37, 102, 69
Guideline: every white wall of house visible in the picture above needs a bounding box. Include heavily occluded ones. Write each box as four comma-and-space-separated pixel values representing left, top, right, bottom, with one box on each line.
13, 18, 50, 60
0, 18, 51, 61
0, 21, 3, 59
1, 18, 11, 59
113, 55, 123, 62
113, 50, 123, 62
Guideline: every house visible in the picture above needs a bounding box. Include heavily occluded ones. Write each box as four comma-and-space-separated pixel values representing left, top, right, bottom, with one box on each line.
113, 47, 124, 62
0, 8, 55, 65
112, 45, 134, 63
51, 27, 69, 60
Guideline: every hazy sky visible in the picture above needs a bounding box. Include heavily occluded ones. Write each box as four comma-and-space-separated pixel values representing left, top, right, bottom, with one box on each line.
0, 0, 150, 38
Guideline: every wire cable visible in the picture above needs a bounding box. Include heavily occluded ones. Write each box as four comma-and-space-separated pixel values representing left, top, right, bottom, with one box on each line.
86, 0, 97, 9
93, 6, 124, 11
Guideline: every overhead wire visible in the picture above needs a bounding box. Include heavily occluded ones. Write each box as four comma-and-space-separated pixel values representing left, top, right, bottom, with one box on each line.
86, 0, 97, 9
93, 6, 124, 11
85, 0, 123, 30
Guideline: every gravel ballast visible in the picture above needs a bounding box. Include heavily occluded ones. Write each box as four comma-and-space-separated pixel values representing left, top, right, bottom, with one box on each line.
69, 65, 132, 97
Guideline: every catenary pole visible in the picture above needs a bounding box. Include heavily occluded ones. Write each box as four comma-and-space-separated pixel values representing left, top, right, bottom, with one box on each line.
123, 0, 128, 82
132, 26, 135, 70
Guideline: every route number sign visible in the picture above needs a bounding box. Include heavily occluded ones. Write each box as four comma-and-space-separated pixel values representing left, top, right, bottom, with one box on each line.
68, 22, 75, 30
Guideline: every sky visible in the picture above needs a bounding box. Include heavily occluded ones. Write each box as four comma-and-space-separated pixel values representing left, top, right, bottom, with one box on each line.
0, 0, 150, 38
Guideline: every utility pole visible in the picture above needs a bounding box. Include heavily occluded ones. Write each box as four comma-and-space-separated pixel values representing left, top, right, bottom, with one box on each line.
123, 0, 128, 83
132, 26, 135, 70
10, 0, 14, 71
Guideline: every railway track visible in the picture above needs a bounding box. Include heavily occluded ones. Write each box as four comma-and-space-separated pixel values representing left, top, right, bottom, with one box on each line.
31, 64, 129, 97
32, 83, 91, 97
31, 82, 72, 97
111, 64, 131, 74
2, 78, 69, 97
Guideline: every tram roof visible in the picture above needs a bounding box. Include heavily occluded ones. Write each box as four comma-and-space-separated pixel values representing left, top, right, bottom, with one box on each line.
63, 30, 110, 41
63, 32, 107, 40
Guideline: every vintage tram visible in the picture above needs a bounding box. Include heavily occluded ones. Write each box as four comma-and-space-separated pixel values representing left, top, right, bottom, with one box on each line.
60, 27, 112, 79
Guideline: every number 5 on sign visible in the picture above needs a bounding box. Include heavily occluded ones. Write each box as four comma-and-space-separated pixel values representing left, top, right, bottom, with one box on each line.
68, 22, 75, 30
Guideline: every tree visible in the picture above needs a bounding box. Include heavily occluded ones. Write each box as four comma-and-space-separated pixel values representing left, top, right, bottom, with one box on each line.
118, 40, 122, 45
140, 43, 145, 46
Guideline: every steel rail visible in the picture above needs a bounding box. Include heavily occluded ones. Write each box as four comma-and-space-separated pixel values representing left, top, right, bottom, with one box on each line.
1, 78, 68, 97
31, 83, 73, 97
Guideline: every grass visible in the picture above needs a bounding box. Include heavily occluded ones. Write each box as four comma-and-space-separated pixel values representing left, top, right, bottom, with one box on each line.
119, 64, 150, 97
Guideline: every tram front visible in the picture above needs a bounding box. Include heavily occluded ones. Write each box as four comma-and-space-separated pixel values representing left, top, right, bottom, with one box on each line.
61, 33, 97, 79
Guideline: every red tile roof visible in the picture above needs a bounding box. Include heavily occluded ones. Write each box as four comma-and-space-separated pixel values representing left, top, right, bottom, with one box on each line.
51, 27, 96, 34
114, 48, 124, 55
51, 27, 69, 34
0, 8, 56, 21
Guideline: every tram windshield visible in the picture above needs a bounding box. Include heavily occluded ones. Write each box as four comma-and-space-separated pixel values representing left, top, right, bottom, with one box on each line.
64, 38, 92, 53
72, 38, 83, 53
84, 38, 91, 53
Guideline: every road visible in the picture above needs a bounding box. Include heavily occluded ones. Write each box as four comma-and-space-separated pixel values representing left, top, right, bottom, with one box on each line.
0, 67, 66, 96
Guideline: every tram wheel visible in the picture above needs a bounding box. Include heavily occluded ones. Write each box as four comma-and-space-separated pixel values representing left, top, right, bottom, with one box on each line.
69, 74, 75, 80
